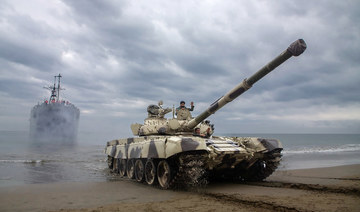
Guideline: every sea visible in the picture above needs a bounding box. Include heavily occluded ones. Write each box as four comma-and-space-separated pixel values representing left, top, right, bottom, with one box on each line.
0, 130, 359, 187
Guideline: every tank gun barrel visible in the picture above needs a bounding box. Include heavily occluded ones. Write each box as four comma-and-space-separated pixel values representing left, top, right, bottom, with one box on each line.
187, 39, 307, 129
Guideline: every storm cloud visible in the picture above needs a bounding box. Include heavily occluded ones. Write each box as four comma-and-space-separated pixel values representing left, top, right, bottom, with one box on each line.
0, 0, 359, 140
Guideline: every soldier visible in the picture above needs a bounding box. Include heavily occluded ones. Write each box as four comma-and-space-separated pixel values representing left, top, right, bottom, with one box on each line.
175, 100, 194, 115
193, 127, 211, 138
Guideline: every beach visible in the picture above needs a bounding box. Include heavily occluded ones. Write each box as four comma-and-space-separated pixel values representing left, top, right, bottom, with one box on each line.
1, 132, 359, 211
1, 164, 359, 212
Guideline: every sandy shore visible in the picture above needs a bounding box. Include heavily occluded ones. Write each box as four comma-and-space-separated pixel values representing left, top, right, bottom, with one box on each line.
1, 164, 359, 212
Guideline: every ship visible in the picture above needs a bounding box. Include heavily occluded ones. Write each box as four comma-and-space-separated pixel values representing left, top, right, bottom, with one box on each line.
29, 74, 80, 142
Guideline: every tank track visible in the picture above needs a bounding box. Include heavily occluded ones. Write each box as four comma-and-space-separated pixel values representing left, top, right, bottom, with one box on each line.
107, 150, 281, 188
170, 154, 208, 189
107, 153, 208, 189
240, 149, 282, 181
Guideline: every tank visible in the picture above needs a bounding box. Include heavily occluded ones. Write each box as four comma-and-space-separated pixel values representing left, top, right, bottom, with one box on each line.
105, 39, 307, 189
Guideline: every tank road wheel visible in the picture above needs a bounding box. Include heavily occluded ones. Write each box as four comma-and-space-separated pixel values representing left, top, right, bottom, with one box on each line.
119, 159, 127, 177
135, 159, 145, 182
145, 159, 157, 185
107, 156, 114, 169
157, 160, 172, 189
112, 159, 120, 173
127, 159, 135, 179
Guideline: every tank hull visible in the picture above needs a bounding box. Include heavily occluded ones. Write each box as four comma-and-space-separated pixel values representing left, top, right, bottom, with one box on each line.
105, 135, 282, 188
29, 102, 80, 142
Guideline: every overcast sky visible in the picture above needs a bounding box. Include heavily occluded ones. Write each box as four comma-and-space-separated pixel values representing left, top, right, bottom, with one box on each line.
0, 0, 359, 139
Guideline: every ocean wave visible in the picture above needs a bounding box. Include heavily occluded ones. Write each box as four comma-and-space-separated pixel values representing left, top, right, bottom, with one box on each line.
0, 159, 44, 164
283, 144, 360, 154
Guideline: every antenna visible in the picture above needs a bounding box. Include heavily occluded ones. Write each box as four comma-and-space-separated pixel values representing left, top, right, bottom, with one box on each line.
172, 104, 175, 118
55, 74, 62, 101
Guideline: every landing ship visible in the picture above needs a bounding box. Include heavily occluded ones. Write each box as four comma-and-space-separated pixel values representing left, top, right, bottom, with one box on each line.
29, 74, 80, 142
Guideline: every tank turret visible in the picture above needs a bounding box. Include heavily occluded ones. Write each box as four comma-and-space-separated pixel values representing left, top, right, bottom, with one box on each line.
132, 39, 306, 136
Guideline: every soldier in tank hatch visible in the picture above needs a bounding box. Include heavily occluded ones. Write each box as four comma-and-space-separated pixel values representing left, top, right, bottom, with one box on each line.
175, 101, 194, 115
193, 127, 211, 138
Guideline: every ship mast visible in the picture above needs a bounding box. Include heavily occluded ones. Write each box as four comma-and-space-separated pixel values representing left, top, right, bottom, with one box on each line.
56, 74, 62, 102
47, 74, 63, 103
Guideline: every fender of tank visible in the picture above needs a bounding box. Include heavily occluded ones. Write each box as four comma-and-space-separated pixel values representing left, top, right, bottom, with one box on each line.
105, 39, 306, 189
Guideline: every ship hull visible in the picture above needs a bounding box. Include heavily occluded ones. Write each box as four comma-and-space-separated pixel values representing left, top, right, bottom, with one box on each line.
29, 102, 80, 142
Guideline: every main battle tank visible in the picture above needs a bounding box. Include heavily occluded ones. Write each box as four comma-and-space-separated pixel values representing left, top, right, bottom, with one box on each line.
105, 39, 307, 189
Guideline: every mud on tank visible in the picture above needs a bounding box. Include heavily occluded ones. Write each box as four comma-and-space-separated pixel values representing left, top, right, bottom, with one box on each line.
105, 39, 307, 189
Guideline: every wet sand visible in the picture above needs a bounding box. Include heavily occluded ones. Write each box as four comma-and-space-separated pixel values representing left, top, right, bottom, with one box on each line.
1, 164, 359, 212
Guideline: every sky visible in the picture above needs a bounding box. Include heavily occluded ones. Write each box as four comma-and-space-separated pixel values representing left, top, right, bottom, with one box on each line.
0, 0, 359, 139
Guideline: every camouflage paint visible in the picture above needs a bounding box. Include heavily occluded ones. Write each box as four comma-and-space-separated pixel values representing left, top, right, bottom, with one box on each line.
147, 139, 159, 158
181, 138, 200, 152
258, 138, 282, 152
